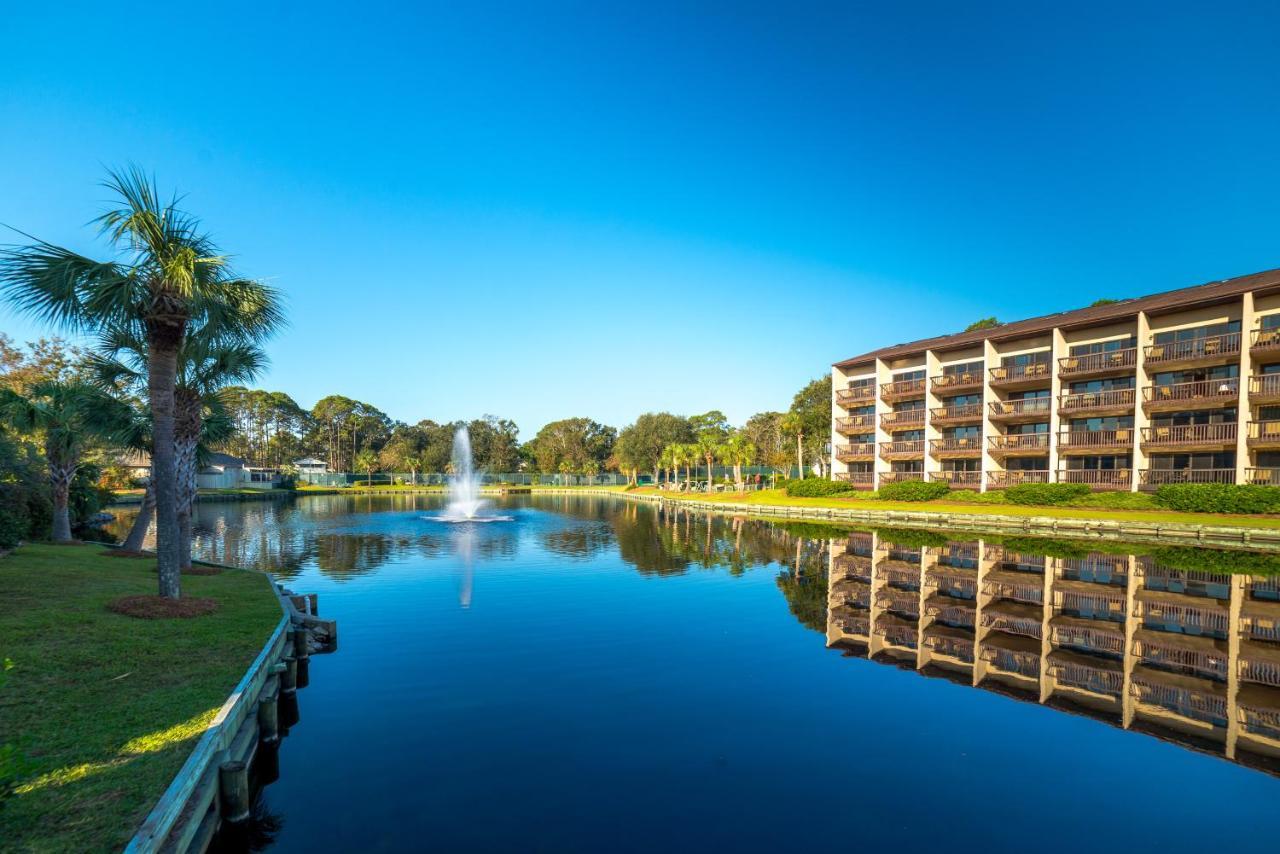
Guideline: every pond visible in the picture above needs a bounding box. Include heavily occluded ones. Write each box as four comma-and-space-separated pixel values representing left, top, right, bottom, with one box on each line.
109, 494, 1280, 852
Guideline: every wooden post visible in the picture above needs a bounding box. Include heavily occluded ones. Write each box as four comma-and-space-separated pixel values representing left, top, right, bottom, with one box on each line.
258, 690, 280, 745
281, 656, 297, 694
292, 626, 309, 660
218, 760, 250, 824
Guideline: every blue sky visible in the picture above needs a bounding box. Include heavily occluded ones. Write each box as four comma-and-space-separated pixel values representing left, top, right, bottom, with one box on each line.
2, 2, 1279, 435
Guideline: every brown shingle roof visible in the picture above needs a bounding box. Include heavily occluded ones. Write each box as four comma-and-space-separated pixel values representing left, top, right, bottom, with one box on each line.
834, 267, 1280, 370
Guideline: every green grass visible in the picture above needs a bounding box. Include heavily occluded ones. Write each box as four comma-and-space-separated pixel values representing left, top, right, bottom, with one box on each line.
0, 545, 281, 852
633, 487, 1280, 529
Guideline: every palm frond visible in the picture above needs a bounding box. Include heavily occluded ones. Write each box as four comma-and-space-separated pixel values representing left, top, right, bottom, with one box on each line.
0, 238, 128, 330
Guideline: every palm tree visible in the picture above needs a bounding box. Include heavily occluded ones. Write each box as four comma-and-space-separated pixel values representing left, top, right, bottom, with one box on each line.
354, 449, 378, 487
659, 444, 680, 486
404, 454, 423, 486
780, 412, 805, 479
695, 434, 721, 492
680, 442, 698, 490
718, 434, 757, 492
92, 323, 267, 568
0, 168, 282, 598
0, 381, 129, 542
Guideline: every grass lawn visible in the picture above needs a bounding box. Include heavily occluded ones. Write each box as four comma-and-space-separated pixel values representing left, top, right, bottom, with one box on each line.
0, 545, 281, 852
631, 487, 1280, 529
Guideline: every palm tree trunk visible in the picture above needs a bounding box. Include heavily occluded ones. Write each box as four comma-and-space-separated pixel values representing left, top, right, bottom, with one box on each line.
796, 432, 804, 478
123, 484, 155, 552
175, 391, 202, 571
149, 342, 182, 599
49, 455, 75, 543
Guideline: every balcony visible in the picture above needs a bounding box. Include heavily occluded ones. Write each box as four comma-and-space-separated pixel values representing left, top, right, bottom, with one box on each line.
1143, 332, 1241, 370
836, 385, 876, 407
930, 371, 983, 394
1246, 467, 1280, 485
1056, 428, 1133, 454
879, 439, 925, 460
929, 436, 982, 458
1248, 420, 1280, 450
1058, 348, 1137, 379
1250, 326, 1280, 364
986, 470, 1050, 488
988, 397, 1053, 423
835, 414, 875, 435
878, 471, 924, 485
1249, 373, 1280, 405
835, 442, 875, 462
1139, 468, 1237, 489
930, 470, 981, 488
880, 377, 926, 403
879, 409, 926, 431
987, 433, 1050, 456
1141, 378, 1239, 412
930, 403, 983, 426
1057, 388, 1136, 417
833, 471, 875, 489
1140, 422, 1237, 452
988, 361, 1052, 391
1057, 469, 1133, 490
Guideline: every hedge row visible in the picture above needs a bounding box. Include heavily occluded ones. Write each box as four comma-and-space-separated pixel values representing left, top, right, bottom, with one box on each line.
876, 480, 950, 502
782, 478, 857, 498
1004, 483, 1091, 506
1153, 483, 1280, 514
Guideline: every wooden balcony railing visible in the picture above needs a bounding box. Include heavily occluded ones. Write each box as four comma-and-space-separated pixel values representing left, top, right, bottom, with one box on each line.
930, 470, 981, 487
835, 414, 875, 433
1142, 378, 1239, 407
930, 371, 983, 392
987, 433, 1050, 453
1143, 332, 1241, 366
1140, 422, 1237, 447
988, 362, 1051, 385
1057, 429, 1134, 451
836, 385, 876, 405
988, 397, 1053, 419
880, 377, 926, 399
835, 442, 875, 461
1058, 348, 1137, 377
930, 403, 983, 423
1057, 469, 1133, 489
879, 409, 926, 429
1139, 468, 1237, 487
878, 471, 924, 484
1247, 420, 1280, 446
1245, 467, 1280, 485
879, 440, 925, 457
929, 436, 982, 455
985, 470, 1050, 488
1250, 326, 1280, 352
1249, 373, 1280, 401
1057, 388, 1136, 413
833, 471, 875, 486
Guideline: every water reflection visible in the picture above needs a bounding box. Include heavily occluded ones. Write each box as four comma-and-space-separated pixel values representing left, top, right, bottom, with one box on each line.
825, 529, 1280, 776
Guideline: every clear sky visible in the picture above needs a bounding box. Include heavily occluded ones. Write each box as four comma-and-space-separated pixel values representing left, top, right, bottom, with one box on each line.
2, 2, 1279, 436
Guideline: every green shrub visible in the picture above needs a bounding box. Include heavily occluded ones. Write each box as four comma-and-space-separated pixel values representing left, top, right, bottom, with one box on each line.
783, 478, 856, 498
1150, 545, 1280, 576
0, 484, 32, 549
1005, 483, 1091, 505
1152, 483, 1280, 514
876, 480, 950, 502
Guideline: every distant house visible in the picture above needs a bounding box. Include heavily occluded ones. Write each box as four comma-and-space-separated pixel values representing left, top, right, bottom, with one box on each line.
198, 453, 248, 489
118, 449, 152, 482
293, 457, 328, 475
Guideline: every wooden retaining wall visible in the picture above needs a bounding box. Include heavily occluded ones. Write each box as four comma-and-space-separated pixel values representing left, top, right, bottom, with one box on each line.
124, 575, 334, 854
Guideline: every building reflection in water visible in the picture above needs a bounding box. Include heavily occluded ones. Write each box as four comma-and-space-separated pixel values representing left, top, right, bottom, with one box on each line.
826, 530, 1280, 776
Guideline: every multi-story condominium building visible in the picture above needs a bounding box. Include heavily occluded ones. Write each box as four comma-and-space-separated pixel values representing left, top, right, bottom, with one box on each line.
831, 268, 1280, 491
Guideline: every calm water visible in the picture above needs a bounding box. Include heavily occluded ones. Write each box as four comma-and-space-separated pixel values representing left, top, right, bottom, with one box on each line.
111, 495, 1280, 852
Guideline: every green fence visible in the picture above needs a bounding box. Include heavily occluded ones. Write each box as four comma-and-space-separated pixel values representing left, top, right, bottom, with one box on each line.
300, 465, 797, 488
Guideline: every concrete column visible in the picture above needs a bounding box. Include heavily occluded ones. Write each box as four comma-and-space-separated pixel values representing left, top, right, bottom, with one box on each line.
1226, 574, 1244, 759
924, 349, 943, 482
1122, 556, 1139, 728
972, 538, 993, 687
981, 339, 1000, 491
1039, 558, 1055, 705
868, 532, 885, 657
916, 547, 936, 669
873, 358, 892, 489
830, 366, 845, 482
1132, 311, 1152, 492
1236, 292, 1255, 485
1050, 329, 1066, 482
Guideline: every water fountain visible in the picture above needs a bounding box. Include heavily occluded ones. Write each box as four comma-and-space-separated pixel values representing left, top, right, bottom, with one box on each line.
435, 426, 512, 523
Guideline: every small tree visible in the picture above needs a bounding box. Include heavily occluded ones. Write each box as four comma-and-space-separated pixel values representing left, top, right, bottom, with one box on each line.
781, 412, 804, 479
718, 433, 757, 492
963, 317, 1001, 332
354, 449, 378, 487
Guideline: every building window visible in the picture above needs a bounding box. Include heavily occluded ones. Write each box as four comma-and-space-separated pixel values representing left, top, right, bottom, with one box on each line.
893, 369, 926, 382
1000, 351, 1050, 368
1153, 364, 1238, 386
1064, 455, 1132, 470
1008, 422, 1049, 435
1149, 409, 1237, 427
1006, 457, 1050, 471
944, 425, 980, 439
1147, 452, 1236, 470
941, 360, 983, 378
1070, 336, 1136, 356
1152, 320, 1240, 344
1069, 376, 1135, 394
944, 393, 981, 406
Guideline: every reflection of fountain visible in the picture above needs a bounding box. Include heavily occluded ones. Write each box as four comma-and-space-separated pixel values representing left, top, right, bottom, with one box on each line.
455, 526, 474, 609
436, 426, 511, 523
